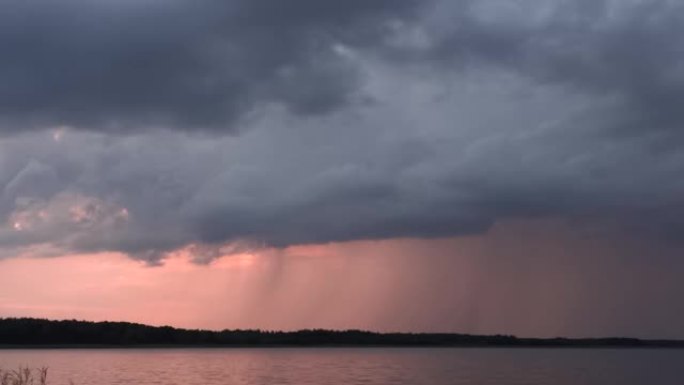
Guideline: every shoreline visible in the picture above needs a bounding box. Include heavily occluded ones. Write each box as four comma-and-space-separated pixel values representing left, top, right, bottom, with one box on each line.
3, 318, 683, 350
2, 344, 684, 350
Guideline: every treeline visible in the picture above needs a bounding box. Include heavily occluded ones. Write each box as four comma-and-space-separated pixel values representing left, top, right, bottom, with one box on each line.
0, 318, 682, 347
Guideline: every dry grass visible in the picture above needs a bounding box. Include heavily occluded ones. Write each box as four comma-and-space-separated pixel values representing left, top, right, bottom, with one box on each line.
0, 368, 48, 385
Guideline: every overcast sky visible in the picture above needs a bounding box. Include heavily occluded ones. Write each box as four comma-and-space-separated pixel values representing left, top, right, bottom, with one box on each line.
1, 0, 684, 337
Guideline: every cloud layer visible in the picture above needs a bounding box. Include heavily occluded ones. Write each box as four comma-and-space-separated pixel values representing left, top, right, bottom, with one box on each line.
1, 0, 684, 262
0, 0, 419, 132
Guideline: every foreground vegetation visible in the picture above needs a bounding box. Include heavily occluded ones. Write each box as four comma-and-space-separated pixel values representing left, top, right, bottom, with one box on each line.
0, 368, 48, 385
1, 318, 683, 348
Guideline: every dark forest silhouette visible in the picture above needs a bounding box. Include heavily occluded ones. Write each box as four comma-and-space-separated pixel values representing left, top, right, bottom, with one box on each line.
1, 318, 682, 348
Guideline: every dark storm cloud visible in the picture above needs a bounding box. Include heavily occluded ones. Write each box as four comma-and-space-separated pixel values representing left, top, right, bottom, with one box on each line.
2, 0, 683, 135
2, 0, 684, 263
405, 0, 684, 135
0, 0, 419, 133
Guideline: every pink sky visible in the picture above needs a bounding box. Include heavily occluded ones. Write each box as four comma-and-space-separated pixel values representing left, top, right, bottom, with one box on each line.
2, 219, 682, 339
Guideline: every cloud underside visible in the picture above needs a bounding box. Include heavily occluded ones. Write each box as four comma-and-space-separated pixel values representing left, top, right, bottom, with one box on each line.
1, 0, 684, 262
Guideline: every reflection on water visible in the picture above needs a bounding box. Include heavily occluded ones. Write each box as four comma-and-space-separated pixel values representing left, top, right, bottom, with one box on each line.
0, 348, 681, 385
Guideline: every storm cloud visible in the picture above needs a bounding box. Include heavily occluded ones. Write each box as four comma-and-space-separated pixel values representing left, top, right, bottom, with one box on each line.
0, 0, 419, 132
413, 0, 684, 136
1, 0, 684, 263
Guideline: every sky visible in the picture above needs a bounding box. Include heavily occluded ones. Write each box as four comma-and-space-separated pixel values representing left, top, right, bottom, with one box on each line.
1, 0, 684, 339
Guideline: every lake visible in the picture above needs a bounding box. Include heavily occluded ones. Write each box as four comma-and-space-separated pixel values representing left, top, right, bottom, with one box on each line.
0, 348, 680, 384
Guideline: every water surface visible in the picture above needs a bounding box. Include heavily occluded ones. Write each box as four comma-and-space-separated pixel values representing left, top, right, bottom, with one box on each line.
0, 348, 680, 384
